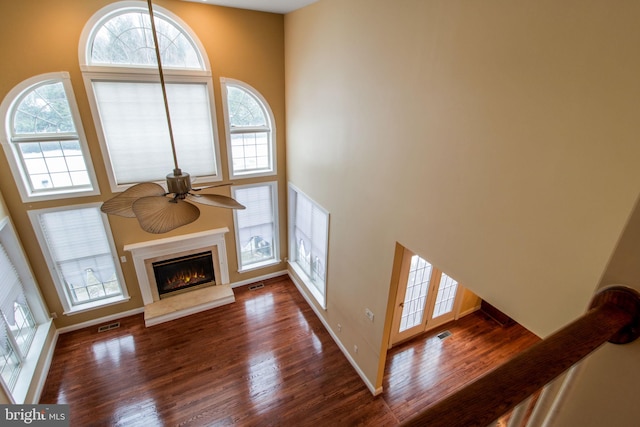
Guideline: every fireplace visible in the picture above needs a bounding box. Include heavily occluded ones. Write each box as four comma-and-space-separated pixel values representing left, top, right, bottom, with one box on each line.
123, 228, 235, 326
153, 251, 215, 297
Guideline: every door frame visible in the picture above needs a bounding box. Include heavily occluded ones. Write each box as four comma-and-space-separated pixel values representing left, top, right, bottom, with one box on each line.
425, 270, 464, 331
388, 246, 464, 348
388, 247, 433, 344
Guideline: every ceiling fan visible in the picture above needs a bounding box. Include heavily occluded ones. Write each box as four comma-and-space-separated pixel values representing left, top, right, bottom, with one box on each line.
101, 0, 245, 234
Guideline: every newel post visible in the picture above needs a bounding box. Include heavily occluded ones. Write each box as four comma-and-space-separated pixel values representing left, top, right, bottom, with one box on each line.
401, 285, 640, 427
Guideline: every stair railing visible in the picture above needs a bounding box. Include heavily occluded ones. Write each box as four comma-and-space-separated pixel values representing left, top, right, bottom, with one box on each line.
401, 285, 640, 427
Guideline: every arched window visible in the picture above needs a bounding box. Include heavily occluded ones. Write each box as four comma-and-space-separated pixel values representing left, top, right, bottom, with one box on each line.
0, 73, 98, 201
221, 78, 276, 178
89, 9, 202, 69
80, 2, 221, 191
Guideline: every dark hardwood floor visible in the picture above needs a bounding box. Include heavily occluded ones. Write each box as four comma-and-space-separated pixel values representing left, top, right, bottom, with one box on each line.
40, 275, 539, 426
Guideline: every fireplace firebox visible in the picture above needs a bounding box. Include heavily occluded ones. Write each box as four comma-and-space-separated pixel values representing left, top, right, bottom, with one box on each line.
152, 251, 215, 297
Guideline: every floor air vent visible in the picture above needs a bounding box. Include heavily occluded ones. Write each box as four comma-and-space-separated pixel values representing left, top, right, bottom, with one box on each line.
248, 282, 265, 291
98, 322, 120, 333
437, 330, 452, 340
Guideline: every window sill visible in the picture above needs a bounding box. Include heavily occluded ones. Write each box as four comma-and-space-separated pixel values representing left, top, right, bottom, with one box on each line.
20, 186, 100, 204
10, 319, 54, 404
238, 258, 281, 273
230, 169, 277, 180
63, 295, 130, 316
288, 261, 326, 309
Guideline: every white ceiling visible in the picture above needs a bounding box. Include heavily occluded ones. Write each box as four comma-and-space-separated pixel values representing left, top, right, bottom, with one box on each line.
180, 0, 318, 14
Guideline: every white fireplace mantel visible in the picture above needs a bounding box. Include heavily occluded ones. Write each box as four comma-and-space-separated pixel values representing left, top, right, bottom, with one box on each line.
123, 228, 232, 325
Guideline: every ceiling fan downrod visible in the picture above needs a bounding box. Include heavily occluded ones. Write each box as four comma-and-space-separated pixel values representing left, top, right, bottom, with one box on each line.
100, 0, 246, 234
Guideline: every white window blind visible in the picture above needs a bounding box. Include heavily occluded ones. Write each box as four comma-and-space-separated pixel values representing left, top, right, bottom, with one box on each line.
37, 207, 123, 307
288, 185, 328, 307
93, 81, 217, 184
233, 183, 278, 270
294, 194, 328, 289
0, 247, 27, 328
81, 4, 220, 192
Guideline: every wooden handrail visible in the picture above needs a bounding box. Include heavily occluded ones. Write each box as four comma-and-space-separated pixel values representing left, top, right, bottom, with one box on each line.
401, 286, 640, 427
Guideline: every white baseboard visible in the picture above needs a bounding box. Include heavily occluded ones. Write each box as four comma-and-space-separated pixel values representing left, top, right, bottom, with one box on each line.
287, 271, 382, 396
56, 307, 144, 334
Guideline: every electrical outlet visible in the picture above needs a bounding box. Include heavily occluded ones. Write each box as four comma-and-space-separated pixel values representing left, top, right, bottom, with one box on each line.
353, 345, 358, 354
365, 308, 374, 322
337, 323, 342, 332
120, 255, 127, 263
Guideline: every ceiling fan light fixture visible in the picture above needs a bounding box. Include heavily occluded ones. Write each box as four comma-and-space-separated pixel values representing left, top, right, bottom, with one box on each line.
166, 168, 191, 195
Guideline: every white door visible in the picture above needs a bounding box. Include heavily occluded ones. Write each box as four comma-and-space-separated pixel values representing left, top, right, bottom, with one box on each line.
389, 247, 462, 347
425, 271, 460, 330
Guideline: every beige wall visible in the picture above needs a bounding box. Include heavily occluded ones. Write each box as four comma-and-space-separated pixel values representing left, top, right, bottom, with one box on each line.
285, 0, 640, 391
0, 190, 7, 220
0, 0, 286, 328
459, 288, 481, 315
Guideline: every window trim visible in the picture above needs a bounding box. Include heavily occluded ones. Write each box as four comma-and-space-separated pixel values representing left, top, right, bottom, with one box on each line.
232, 181, 280, 273
0, 72, 100, 202
81, 72, 222, 191
221, 78, 277, 179
0, 216, 52, 404
79, 2, 222, 193
27, 203, 130, 315
287, 183, 329, 309
78, 1, 211, 72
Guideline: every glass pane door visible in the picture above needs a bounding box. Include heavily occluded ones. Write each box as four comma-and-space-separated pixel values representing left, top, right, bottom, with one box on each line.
425, 272, 459, 330
399, 255, 433, 332
389, 246, 463, 347
432, 273, 458, 318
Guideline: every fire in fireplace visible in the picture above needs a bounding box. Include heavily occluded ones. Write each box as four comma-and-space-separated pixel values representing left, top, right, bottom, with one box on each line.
152, 251, 215, 297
